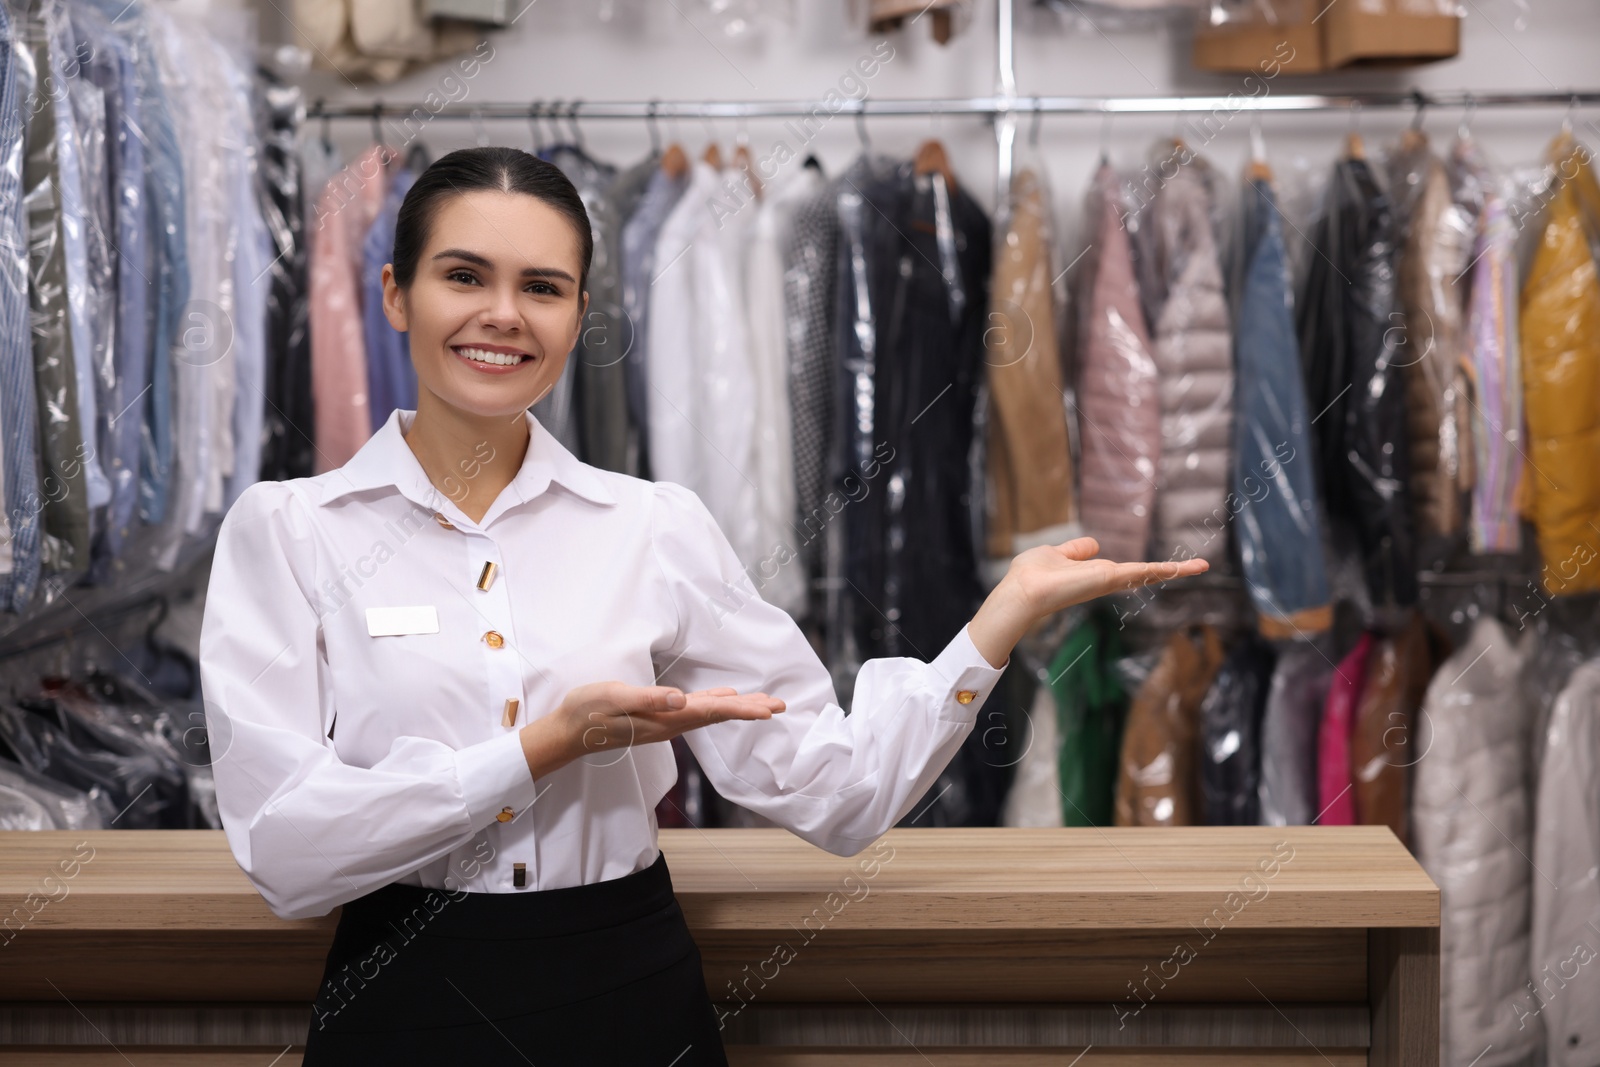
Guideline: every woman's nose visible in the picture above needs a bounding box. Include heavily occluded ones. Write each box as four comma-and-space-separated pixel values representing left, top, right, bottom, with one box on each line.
476, 285, 521, 331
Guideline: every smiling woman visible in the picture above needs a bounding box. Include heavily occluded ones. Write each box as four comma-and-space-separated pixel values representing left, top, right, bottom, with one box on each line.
199, 145, 1206, 1067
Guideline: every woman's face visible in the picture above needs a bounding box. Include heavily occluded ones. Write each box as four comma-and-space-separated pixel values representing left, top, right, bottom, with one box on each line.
381, 189, 587, 420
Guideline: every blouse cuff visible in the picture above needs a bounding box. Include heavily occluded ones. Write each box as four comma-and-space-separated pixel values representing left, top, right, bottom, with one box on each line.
929, 623, 1010, 724
453, 730, 542, 829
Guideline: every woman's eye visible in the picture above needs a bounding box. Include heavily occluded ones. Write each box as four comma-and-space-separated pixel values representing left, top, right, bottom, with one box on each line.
526, 282, 558, 296
447, 269, 479, 285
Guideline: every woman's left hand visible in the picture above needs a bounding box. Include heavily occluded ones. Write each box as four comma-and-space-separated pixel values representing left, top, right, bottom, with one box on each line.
967, 536, 1209, 668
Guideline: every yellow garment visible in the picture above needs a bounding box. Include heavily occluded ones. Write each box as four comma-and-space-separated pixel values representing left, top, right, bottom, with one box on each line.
984, 167, 1076, 560
1519, 133, 1600, 595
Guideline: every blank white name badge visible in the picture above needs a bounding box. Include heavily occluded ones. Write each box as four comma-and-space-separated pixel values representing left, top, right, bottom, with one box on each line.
365, 605, 440, 637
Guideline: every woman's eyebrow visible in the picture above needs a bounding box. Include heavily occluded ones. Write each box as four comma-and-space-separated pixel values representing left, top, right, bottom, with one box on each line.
432, 248, 574, 284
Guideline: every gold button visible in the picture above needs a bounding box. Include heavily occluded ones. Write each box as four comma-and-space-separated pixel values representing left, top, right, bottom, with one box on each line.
502, 698, 520, 727
483, 630, 505, 649
956, 690, 977, 705
477, 561, 499, 591
497, 806, 515, 823
434, 512, 456, 530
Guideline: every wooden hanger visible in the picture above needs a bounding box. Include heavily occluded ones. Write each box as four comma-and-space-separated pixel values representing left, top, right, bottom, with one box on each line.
914, 138, 957, 196
1398, 126, 1427, 153
702, 141, 723, 169
733, 142, 762, 201
661, 142, 688, 179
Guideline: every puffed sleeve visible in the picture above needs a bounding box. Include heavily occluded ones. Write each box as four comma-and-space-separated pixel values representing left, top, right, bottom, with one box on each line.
648, 480, 1008, 855
198, 483, 542, 920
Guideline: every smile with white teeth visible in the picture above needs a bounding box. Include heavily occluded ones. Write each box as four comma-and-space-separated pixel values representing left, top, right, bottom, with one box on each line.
455, 346, 532, 367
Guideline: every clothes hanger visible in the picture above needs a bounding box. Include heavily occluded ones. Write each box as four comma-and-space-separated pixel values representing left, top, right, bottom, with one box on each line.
1397, 92, 1427, 153
529, 101, 546, 155
913, 138, 956, 195
733, 115, 761, 201
314, 98, 333, 154
660, 103, 689, 179
914, 102, 956, 194
371, 101, 395, 170
644, 98, 662, 159
1343, 101, 1365, 161
1028, 96, 1043, 149
1099, 110, 1113, 167
699, 113, 722, 169
1246, 114, 1272, 182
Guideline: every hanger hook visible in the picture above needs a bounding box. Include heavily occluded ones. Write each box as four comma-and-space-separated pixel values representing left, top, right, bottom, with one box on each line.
1563, 93, 1578, 135
1458, 93, 1476, 140
315, 97, 332, 149
472, 105, 489, 148
1349, 100, 1362, 133
1028, 96, 1042, 148
855, 103, 870, 150
529, 101, 543, 152
646, 98, 661, 155
735, 111, 749, 148
1250, 112, 1267, 162
698, 109, 716, 149
1099, 109, 1113, 163
370, 100, 383, 145
1409, 89, 1427, 131
567, 99, 585, 152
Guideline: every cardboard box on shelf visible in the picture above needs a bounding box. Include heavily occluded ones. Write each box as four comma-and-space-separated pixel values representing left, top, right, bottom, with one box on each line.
1322, 0, 1461, 67
1192, 0, 1326, 75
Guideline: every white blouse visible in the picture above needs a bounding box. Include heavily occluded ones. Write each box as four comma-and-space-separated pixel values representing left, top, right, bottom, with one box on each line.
199, 407, 1008, 920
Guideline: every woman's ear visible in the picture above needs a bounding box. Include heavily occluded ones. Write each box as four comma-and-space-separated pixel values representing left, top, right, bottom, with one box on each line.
381, 264, 408, 333
569, 288, 590, 350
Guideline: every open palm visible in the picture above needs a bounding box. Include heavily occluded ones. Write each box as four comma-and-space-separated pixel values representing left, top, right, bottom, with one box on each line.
1006, 536, 1209, 619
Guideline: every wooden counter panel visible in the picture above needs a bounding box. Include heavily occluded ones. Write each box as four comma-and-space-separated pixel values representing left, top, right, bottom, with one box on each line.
0, 826, 1437, 932
696, 927, 1366, 1003
727, 1051, 1367, 1066
0, 1051, 1369, 1066
0, 933, 327, 1002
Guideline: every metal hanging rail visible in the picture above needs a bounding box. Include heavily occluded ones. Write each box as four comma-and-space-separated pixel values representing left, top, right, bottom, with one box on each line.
305, 89, 1600, 122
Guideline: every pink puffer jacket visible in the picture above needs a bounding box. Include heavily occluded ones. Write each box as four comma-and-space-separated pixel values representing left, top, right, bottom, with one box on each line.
1077, 163, 1161, 563
1318, 631, 1374, 825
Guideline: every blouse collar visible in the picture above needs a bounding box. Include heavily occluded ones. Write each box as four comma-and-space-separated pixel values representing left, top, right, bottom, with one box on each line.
315, 407, 617, 516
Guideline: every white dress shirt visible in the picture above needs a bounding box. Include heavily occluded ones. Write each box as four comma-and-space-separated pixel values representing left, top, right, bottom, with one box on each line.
199, 407, 1008, 920
646, 161, 761, 573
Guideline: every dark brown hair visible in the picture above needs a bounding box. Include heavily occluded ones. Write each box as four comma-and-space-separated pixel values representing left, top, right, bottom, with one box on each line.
390, 146, 592, 293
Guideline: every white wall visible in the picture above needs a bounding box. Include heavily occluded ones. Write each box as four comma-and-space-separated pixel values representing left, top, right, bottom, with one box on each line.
266, 0, 1600, 247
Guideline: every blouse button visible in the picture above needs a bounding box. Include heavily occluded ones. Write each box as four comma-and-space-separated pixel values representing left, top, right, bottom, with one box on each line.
497, 806, 515, 823
434, 512, 456, 530
483, 630, 505, 649
477, 561, 499, 591
956, 690, 977, 705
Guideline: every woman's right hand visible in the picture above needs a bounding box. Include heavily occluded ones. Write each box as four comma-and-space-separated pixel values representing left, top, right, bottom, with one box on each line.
553, 681, 786, 763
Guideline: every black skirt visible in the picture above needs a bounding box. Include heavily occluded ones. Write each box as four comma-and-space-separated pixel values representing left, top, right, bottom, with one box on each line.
301, 849, 730, 1065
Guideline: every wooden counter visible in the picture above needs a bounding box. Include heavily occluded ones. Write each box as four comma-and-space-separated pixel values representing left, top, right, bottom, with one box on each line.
0, 826, 1438, 1065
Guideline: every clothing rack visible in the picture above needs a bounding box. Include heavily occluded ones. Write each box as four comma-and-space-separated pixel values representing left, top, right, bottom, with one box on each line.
304, 89, 1600, 123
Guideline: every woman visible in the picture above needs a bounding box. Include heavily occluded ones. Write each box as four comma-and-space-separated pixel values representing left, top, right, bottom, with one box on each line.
198, 146, 1207, 1065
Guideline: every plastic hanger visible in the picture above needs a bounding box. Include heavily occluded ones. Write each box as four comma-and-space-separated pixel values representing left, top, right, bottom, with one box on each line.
645, 99, 662, 158
913, 138, 957, 195
1344, 101, 1365, 161
1397, 93, 1427, 153
733, 116, 761, 200
1246, 115, 1272, 181
661, 104, 689, 178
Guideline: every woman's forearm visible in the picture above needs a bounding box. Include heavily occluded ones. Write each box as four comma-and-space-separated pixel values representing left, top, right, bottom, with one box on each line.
519, 713, 578, 781
967, 577, 1035, 670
